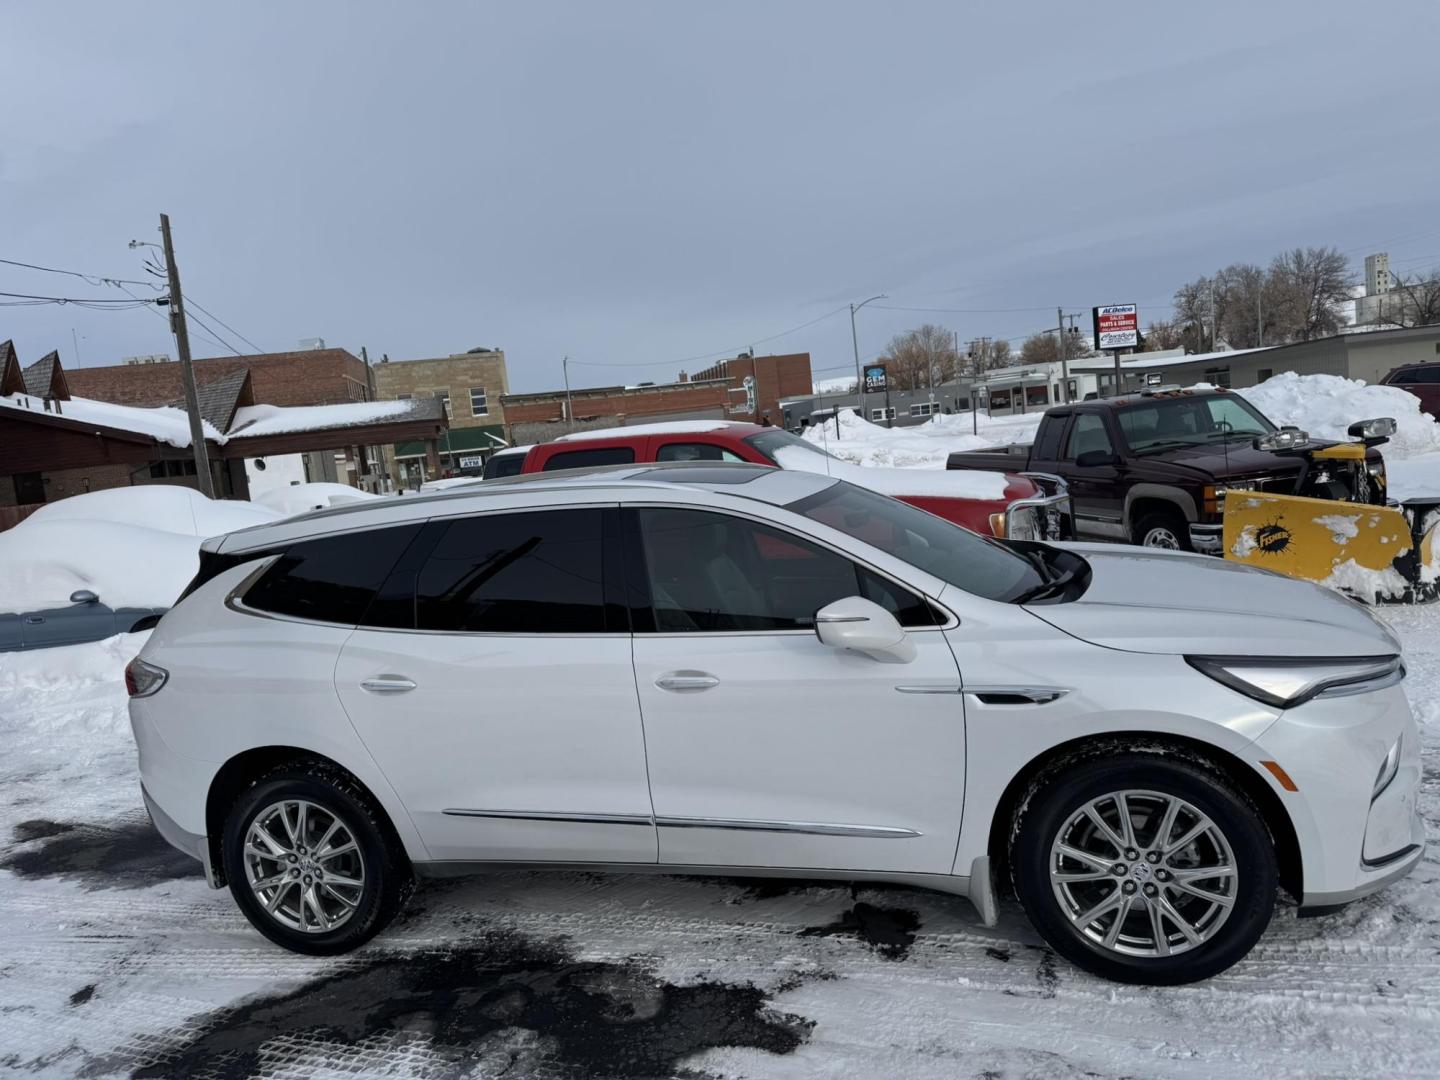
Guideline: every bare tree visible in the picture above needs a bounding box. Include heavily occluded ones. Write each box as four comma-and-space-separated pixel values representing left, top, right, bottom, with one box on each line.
1383, 270, 1440, 328
989, 339, 1013, 368
1019, 332, 1062, 365
1267, 246, 1351, 341
1139, 319, 1184, 351
879, 324, 959, 390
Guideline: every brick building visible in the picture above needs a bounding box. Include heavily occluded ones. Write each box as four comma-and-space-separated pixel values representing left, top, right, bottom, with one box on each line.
501, 352, 813, 446
370, 348, 510, 484
66, 348, 372, 407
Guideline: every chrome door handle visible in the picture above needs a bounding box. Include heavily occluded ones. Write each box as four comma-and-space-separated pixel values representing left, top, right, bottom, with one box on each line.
655, 672, 719, 692
360, 677, 417, 694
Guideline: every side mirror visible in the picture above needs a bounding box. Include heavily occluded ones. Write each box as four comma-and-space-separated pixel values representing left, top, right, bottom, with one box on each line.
69, 589, 99, 605
1347, 417, 1396, 441
814, 596, 916, 664
1074, 449, 1119, 468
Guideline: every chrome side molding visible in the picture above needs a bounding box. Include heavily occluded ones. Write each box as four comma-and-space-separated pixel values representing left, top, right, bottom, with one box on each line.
442, 809, 920, 838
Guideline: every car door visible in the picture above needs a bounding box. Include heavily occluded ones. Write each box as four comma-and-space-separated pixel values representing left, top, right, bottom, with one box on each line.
626, 505, 967, 875
1061, 412, 1127, 540
335, 505, 657, 864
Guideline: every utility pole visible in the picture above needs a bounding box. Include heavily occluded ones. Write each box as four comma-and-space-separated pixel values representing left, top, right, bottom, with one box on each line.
158, 213, 215, 497
1257, 290, 1263, 347
562, 355, 575, 434
1208, 279, 1218, 353
1057, 307, 1072, 403
850, 294, 885, 422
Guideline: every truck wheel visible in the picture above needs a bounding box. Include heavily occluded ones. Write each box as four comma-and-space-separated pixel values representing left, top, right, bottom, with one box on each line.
1134, 510, 1190, 551
1010, 755, 1277, 984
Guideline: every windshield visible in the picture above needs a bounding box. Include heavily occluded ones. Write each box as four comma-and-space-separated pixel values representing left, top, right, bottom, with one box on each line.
1115, 394, 1274, 453
786, 481, 1043, 602
745, 428, 839, 465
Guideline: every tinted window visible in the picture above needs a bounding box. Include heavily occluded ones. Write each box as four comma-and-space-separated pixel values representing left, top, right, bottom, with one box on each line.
654, 442, 744, 463
636, 508, 936, 632
483, 452, 526, 479
1065, 413, 1113, 459
1033, 413, 1068, 460
541, 446, 635, 471
789, 482, 1040, 602
244, 525, 421, 625
1116, 395, 1273, 452
1421, 368, 1440, 384
416, 510, 607, 633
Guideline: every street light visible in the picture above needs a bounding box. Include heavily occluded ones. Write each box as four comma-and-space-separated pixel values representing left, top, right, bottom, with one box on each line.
850, 294, 886, 422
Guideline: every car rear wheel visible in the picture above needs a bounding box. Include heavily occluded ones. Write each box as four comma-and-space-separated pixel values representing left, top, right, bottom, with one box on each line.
1011, 755, 1276, 984
1134, 509, 1191, 551
222, 764, 412, 954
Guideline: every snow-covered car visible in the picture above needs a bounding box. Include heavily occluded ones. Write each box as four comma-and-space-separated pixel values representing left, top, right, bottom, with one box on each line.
0, 590, 165, 652
127, 464, 1423, 984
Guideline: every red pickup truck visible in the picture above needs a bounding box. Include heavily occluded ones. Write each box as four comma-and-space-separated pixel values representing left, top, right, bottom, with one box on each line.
493, 421, 1070, 540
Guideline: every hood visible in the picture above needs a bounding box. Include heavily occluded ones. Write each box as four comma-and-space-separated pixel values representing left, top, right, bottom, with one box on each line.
1029, 544, 1400, 658
1145, 441, 1303, 477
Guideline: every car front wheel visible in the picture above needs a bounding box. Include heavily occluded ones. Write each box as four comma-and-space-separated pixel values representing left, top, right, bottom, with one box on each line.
222, 764, 411, 954
1011, 755, 1277, 984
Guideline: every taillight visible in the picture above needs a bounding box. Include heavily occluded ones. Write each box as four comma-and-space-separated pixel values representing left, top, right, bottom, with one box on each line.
125, 657, 169, 698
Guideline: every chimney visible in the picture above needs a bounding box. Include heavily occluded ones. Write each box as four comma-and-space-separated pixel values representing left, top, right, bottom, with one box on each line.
678, 370, 689, 383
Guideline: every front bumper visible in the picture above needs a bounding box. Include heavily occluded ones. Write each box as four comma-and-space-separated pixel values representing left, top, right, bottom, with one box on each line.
1251, 681, 1425, 913
1189, 522, 1224, 555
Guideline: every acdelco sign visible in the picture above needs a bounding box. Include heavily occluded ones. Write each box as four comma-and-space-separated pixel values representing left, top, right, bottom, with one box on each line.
1092, 304, 1139, 351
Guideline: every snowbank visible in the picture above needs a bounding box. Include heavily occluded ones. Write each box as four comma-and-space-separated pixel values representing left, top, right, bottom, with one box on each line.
0, 632, 144, 745
252, 482, 382, 517
1236, 373, 1440, 460
1, 488, 281, 612
802, 407, 1042, 470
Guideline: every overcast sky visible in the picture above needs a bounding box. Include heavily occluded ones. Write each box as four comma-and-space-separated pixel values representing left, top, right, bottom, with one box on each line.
3, 2, 1439, 393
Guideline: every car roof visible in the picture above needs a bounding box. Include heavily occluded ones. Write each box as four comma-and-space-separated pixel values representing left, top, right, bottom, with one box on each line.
1079, 386, 1231, 410
213, 462, 838, 554
549, 420, 766, 444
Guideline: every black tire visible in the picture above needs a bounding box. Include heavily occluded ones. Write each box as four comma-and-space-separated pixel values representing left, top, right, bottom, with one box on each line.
1011, 754, 1276, 985
1133, 508, 1191, 551
222, 762, 413, 955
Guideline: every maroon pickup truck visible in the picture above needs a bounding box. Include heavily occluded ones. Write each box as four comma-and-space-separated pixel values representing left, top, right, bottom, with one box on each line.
946, 387, 1386, 552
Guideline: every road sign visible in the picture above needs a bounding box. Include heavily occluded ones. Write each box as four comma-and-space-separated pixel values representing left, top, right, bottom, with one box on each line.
1093, 304, 1139, 351
863, 363, 888, 393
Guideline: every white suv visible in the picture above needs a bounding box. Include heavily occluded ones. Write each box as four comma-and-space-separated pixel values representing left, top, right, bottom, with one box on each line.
128, 463, 1423, 984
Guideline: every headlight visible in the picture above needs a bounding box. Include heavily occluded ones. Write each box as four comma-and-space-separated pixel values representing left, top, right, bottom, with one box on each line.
1185, 655, 1404, 709
1373, 735, 1402, 800
1004, 504, 1042, 542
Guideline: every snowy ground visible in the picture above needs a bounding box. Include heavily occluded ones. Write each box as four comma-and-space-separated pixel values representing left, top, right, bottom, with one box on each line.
0, 612, 1436, 1079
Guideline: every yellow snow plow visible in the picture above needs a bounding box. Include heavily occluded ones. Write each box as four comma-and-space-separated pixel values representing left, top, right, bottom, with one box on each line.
1223, 421, 1440, 603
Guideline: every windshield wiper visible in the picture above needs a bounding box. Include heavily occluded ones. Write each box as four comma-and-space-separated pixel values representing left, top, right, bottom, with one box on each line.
1011, 568, 1077, 604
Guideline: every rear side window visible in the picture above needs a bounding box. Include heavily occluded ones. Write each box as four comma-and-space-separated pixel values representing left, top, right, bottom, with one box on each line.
1387, 370, 1417, 384
243, 525, 422, 625
1032, 413, 1069, 461
654, 442, 744, 463
541, 446, 635, 471
415, 509, 608, 633
483, 452, 526, 479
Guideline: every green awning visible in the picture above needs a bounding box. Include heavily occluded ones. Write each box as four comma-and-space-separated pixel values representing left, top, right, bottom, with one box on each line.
393, 425, 505, 459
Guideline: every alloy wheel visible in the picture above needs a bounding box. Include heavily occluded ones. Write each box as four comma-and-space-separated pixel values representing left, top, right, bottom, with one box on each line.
243, 799, 366, 933
1048, 789, 1238, 958
1142, 527, 1181, 549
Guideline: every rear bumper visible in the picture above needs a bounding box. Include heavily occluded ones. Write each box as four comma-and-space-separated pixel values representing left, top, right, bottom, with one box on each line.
142, 784, 220, 888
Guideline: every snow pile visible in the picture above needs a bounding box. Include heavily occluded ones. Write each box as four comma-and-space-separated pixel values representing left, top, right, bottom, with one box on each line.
1236, 372, 1440, 460
0, 632, 143, 746
252, 482, 382, 517
228, 400, 415, 437
802, 407, 1043, 470
0, 488, 280, 612
555, 420, 732, 443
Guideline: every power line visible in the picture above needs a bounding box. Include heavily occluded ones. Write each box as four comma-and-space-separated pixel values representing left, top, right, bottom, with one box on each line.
184, 296, 266, 354
0, 289, 160, 305
872, 302, 1073, 315
182, 307, 245, 356
0, 256, 162, 290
